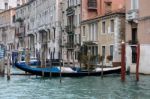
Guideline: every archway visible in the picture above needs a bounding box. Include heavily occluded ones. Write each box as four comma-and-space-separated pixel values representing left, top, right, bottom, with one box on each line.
39, 29, 48, 67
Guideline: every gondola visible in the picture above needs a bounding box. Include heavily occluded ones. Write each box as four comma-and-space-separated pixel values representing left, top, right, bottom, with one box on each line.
15, 62, 121, 77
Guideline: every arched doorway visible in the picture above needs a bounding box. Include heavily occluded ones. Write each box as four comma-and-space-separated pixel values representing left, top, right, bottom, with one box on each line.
39, 30, 48, 67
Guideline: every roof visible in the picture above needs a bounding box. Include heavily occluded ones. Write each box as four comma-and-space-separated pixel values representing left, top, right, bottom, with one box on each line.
81, 8, 125, 24
0, 8, 15, 15
15, 0, 35, 10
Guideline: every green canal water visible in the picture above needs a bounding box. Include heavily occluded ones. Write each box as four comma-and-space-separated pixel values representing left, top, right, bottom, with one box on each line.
0, 68, 150, 99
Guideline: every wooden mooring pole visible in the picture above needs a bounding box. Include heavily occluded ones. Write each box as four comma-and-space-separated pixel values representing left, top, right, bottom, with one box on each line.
7, 53, 11, 80
101, 56, 104, 79
136, 44, 140, 81
49, 59, 52, 78
121, 42, 126, 82
59, 59, 62, 83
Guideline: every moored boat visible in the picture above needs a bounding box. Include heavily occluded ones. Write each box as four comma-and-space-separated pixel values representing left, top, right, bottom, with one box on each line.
15, 63, 121, 77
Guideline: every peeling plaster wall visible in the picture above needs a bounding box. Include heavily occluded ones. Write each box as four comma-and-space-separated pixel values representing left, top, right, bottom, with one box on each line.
126, 44, 150, 74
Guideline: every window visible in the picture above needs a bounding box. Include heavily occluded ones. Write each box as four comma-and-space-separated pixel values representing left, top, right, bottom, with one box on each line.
74, 15, 77, 27
83, 26, 86, 36
5, 3, 8, 10
102, 21, 106, 33
68, 0, 74, 7
89, 23, 98, 41
95, 23, 98, 41
53, 48, 55, 59
53, 28, 55, 39
131, 0, 139, 9
22, 0, 25, 4
131, 46, 137, 63
75, 34, 77, 43
68, 34, 74, 43
132, 28, 137, 44
110, 19, 114, 32
48, 30, 51, 40
77, 0, 80, 5
92, 24, 94, 40
78, 14, 80, 26
70, 0, 74, 6
105, 1, 112, 13
88, 0, 97, 9
12, 15, 16, 23
110, 45, 113, 58
28, 24, 30, 30
102, 46, 106, 57
89, 24, 93, 41
17, 4, 20, 6
74, 0, 77, 6
75, 51, 78, 60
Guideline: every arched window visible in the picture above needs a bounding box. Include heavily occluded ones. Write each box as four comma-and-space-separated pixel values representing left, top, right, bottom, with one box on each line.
88, 0, 97, 9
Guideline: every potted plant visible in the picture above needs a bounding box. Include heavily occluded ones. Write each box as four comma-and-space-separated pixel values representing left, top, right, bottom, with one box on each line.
16, 17, 23, 23
98, 55, 103, 63
107, 55, 113, 61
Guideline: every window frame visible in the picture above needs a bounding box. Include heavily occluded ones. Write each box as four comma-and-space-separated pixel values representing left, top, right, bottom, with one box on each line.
110, 19, 114, 33
131, 0, 139, 10
109, 45, 114, 59
102, 21, 106, 34
82, 26, 86, 36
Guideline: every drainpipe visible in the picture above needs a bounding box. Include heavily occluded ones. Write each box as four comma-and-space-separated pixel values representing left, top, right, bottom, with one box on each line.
121, 41, 126, 82
100, 0, 103, 15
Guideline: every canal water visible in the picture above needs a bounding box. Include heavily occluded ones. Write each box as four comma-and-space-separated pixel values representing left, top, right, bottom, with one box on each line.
0, 68, 150, 99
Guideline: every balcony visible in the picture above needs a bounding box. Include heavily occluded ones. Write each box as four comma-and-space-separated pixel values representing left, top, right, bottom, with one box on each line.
16, 33, 25, 38
16, 26, 25, 38
88, 0, 97, 10
126, 9, 139, 21
66, 7, 75, 16
65, 42, 74, 50
65, 25, 75, 33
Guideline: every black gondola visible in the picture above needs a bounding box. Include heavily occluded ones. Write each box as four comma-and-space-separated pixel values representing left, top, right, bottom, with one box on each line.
15, 63, 121, 77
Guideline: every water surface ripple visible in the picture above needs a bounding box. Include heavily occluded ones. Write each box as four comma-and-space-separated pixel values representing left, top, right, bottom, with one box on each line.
0, 68, 150, 99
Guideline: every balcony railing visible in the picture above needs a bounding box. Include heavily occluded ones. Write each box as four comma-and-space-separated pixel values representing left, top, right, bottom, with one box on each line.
126, 9, 139, 21
65, 25, 75, 33
66, 7, 75, 16
16, 33, 25, 38
88, 0, 97, 10
65, 42, 74, 50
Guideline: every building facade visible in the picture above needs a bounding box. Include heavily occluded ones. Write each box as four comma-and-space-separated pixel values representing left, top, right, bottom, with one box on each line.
126, 0, 150, 74
16, 0, 63, 67
0, 8, 16, 51
61, 0, 81, 66
81, 0, 125, 66
99, 11, 125, 66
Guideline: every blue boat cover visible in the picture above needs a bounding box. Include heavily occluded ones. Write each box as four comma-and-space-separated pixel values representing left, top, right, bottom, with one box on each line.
16, 62, 60, 73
